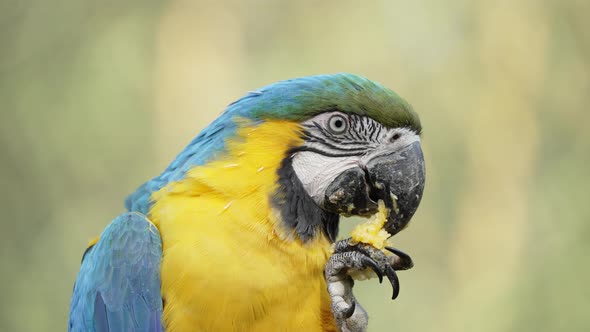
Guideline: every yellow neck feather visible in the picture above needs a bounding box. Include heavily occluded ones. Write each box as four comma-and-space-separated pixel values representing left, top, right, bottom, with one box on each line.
150, 119, 317, 241
148, 119, 336, 331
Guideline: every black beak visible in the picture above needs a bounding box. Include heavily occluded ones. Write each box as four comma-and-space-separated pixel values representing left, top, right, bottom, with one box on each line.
365, 141, 425, 235
324, 141, 425, 236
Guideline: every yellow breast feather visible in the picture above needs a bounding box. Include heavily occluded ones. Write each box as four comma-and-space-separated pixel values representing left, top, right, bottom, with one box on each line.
149, 119, 337, 331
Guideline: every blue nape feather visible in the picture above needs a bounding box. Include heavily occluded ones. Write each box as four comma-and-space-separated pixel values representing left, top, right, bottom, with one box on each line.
124, 114, 239, 215
69, 213, 163, 332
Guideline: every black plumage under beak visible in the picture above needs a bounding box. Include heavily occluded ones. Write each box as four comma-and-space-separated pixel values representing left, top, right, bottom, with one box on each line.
324, 141, 425, 236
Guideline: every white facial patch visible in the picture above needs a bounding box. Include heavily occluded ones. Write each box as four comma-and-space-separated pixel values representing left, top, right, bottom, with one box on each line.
291, 152, 360, 204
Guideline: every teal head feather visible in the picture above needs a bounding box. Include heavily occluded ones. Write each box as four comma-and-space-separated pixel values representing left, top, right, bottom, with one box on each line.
231, 73, 420, 132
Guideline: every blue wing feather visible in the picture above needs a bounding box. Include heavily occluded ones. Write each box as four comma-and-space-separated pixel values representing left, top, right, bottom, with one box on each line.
69, 212, 164, 332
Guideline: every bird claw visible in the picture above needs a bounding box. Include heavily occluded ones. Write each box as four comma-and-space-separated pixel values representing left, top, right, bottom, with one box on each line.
325, 238, 413, 331
358, 255, 383, 283
384, 246, 414, 270
384, 265, 400, 299
342, 298, 356, 319
341, 239, 411, 299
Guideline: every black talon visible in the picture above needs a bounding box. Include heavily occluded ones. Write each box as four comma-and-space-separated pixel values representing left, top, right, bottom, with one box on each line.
384, 246, 409, 259
385, 265, 400, 300
385, 246, 414, 270
343, 299, 356, 319
360, 256, 383, 283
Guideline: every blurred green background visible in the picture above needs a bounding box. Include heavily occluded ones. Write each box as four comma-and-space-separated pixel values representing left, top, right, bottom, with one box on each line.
2, 0, 589, 331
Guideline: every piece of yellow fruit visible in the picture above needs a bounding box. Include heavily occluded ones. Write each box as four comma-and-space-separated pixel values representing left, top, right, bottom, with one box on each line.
350, 200, 391, 249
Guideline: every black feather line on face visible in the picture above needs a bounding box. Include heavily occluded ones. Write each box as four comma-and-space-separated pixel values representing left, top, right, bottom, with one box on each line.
272, 155, 339, 243
290, 145, 365, 158
304, 137, 370, 153
305, 129, 371, 147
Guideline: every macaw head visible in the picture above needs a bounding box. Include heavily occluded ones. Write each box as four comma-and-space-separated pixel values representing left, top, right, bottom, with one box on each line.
236, 73, 425, 242
128, 73, 424, 244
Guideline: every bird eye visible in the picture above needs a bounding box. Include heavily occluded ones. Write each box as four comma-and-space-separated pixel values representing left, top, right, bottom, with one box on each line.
327, 115, 348, 135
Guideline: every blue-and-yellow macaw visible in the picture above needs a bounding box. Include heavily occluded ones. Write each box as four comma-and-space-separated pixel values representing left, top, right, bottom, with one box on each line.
69, 73, 425, 332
